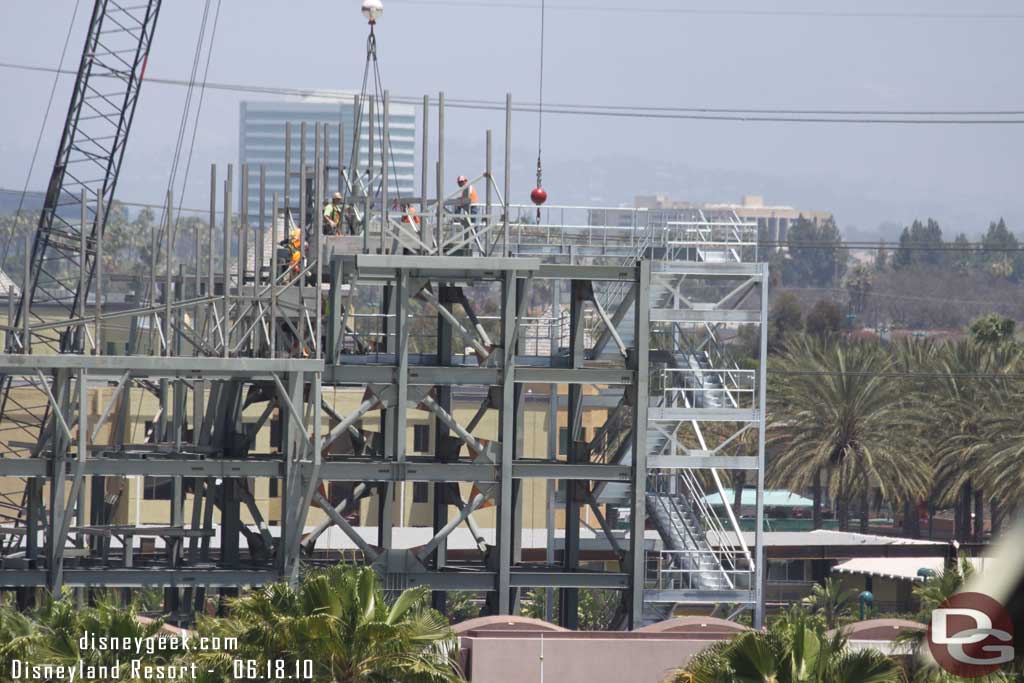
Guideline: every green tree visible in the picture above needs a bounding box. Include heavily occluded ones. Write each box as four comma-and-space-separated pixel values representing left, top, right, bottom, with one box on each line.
894, 219, 945, 270
930, 341, 1021, 541
804, 300, 843, 340
968, 314, 1016, 346
520, 588, 619, 631
800, 578, 856, 630
980, 218, 1019, 279
844, 264, 873, 317
873, 239, 888, 272
786, 216, 846, 286
769, 293, 804, 353
767, 336, 931, 531
949, 232, 975, 274
194, 566, 463, 683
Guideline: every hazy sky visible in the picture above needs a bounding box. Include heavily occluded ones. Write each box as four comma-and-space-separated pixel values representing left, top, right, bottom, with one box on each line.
1, 0, 1022, 236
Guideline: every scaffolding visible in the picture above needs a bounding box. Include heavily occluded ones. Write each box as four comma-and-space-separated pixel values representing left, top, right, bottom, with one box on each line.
0, 94, 767, 629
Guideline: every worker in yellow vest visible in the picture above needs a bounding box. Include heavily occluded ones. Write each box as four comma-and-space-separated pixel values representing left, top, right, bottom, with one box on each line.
323, 191, 343, 234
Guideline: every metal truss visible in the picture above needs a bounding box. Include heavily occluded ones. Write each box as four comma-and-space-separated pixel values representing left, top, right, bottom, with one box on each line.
0, 94, 767, 630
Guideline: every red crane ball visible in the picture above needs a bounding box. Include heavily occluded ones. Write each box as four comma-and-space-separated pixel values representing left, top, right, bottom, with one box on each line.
530, 186, 548, 206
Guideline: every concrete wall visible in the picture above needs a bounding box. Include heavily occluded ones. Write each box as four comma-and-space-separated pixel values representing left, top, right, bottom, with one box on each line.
462, 634, 714, 683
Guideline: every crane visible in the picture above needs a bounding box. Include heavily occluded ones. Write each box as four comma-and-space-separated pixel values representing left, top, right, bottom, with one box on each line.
0, 0, 162, 554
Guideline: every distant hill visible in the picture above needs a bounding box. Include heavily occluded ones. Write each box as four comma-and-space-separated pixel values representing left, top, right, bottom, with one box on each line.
0, 188, 44, 215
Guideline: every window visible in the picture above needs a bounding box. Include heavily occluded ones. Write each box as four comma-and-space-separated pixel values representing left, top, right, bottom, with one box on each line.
413, 424, 430, 453
767, 560, 805, 582
412, 482, 429, 503
143, 476, 173, 500
269, 478, 279, 498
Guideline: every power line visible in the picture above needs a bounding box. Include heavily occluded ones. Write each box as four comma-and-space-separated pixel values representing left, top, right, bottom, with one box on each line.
779, 286, 1024, 309
770, 369, 1024, 381
762, 240, 1024, 252
387, 0, 1024, 21
4, 61, 1024, 125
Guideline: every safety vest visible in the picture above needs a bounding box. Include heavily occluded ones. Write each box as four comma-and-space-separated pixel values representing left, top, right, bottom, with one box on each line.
465, 185, 479, 204
324, 202, 341, 223
401, 206, 421, 225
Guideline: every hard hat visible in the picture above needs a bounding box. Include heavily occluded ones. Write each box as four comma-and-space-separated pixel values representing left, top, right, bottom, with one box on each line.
457, 175, 468, 185
332, 191, 343, 200
290, 228, 301, 240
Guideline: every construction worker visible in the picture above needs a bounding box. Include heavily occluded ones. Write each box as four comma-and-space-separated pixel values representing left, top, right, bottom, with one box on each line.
456, 175, 478, 216
323, 191, 343, 234
281, 227, 302, 276
400, 202, 420, 226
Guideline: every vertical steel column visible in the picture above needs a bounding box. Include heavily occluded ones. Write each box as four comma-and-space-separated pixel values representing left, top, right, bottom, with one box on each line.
420, 94, 430, 249
437, 92, 445, 249
497, 270, 517, 613
431, 283, 453, 612
753, 262, 769, 628
164, 190, 172, 357
545, 279, 559, 620
223, 166, 232, 357
298, 144, 307, 354
315, 124, 324, 361
503, 93, 511, 255
22, 234, 30, 353
271, 193, 279, 359
338, 121, 345, 196
485, 130, 493, 235
284, 121, 292, 240
628, 259, 651, 629
94, 196, 104, 354
208, 165, 215, 305
258, 165, 266, 288
194, 183, 201, 344
240, 165, 249, 290
47, 368, 71, 593
381, 91, 390, 253
393, 270, 408, 535
300, 121, 308, 238
559, 280, 587, 628
79, 190, 87, 351
364, 97, 374, 252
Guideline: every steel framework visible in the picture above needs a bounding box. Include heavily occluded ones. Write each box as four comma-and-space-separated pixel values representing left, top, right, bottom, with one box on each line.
0, 94, 767, 628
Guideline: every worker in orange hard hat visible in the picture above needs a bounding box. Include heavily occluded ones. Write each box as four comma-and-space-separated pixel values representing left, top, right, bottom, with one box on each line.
287, 227, 302, 274
456, 175, 479, 227
400, 202, 420, 226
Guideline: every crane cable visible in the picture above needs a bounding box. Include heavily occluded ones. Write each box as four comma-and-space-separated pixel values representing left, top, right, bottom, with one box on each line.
534, 0, 546, 221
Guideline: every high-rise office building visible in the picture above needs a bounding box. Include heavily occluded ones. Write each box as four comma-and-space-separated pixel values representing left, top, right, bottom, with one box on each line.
239, 97, 416, 218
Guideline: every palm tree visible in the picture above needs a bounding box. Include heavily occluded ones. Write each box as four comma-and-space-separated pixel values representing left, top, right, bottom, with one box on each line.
888, 337, 939, 537
0, 603, 38, 672
194, 565, 464, 683
800, 578, 856, 630
930, 340, 1021, 541
672, 608, 901, 682
768, 335, 931, 532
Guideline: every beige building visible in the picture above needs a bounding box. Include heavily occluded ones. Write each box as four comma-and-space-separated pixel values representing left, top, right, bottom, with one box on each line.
589, 195, 832, 251
636, 194, 832, 248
